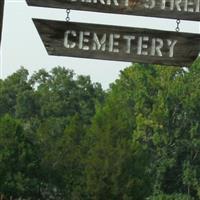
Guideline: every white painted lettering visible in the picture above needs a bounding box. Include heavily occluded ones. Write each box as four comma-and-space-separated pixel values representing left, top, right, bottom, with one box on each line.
137, 36, 150, 55
64, 30, 178, 59
109, 34, 120, 53
123, 35, 135, 54
70, 0, 200, 13
174, 0, 182, 11
151, 38, 164, 57
92, 33, 107, 51
196, 0, 200, 12
124, 0, 129, 6
79, 31, 90, 50
167, 39, 177, 57
187, 0, 195, 11
106, 0, 119, 6
144, 0, 156, 9
64, 30, 77, 48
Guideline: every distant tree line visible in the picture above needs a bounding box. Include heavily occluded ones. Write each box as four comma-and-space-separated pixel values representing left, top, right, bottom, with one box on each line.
0, 59, 200, 199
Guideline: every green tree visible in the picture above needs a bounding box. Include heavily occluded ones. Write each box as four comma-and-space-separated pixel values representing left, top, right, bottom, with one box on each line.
0, 66, 104, 199
0, 67, 31, 117
85, 64, 155, 200
131, 60, 200, 199
0, 115, 40, 198
29, 67, 104, 198
1, 59, 200, 200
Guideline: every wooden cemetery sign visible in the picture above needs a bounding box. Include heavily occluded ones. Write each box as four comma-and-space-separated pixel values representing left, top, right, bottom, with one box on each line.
0, 0, 4, 46
26, 0, 200, 21
33, 19, 200, 66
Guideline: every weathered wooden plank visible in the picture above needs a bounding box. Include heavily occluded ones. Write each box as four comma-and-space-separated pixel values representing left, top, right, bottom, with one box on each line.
26, 0, 200, 21
33, 19, 200, 66
0, 0, 4, 47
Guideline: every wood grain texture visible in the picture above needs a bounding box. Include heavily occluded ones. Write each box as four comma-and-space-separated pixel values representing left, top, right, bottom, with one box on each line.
0, 0, 4, 47
26, 0, 200, 21
33, 19, 200, 66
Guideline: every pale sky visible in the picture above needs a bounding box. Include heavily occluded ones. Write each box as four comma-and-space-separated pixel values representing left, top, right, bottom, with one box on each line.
1, 0, 200, 88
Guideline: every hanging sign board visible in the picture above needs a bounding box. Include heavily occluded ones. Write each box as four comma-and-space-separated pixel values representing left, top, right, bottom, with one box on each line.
26, 0, 200, 21
0, 0, 4, 46
33, 19, 200, 66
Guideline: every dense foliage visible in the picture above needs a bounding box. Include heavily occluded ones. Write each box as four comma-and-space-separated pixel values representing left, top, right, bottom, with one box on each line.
0, 59, 200, 199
